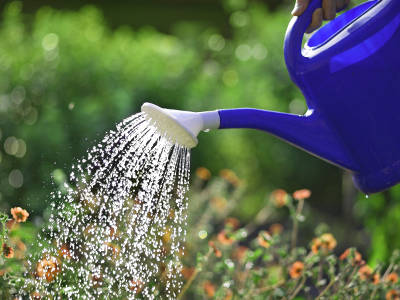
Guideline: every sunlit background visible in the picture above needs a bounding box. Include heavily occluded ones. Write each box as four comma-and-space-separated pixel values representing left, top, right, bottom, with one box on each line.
0, 0, 396, 264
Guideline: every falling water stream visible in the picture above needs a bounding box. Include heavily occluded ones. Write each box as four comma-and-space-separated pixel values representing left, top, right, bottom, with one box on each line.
26, 112, 191, 299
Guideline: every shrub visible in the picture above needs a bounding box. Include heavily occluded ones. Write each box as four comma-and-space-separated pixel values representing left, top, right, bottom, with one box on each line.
0, 169, 400, 298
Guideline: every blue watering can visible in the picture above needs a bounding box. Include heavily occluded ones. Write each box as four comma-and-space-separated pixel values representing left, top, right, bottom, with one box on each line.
142, 0, 400, 194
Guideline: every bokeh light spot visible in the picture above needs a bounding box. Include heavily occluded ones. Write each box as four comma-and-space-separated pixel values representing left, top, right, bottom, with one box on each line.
25, 107, 38, 125
42, 33, 59, 51
208, 34, 225, 52
203, 60, 220, 77
230, 11, 249, 27
235, 44, 251, 61
4, 136, 18, 155
11, 86, 25, 105
253, 43, 268, 60
9, 169, 23, 188
15, 139, 27, 158
198, 230, 208, 239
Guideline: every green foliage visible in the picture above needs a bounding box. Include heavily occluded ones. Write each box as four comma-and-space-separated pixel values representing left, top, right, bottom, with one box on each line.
0, 0, 342, 221
2, 171, 400, 299
355, 185, 400, 265
179, 170, 400, 299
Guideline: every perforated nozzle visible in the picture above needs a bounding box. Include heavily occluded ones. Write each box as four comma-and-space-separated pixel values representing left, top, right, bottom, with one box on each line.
141, 102, 220, 148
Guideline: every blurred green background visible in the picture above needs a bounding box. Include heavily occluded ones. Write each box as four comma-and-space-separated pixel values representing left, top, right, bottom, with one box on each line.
0, 0, 398, 264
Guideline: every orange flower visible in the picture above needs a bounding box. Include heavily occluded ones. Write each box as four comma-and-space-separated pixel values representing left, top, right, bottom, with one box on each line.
2, 244, 14, 259
289, 261, 304, 279
211, 197, 228, 211
196, 167, 211, 181
373, 273, 380, 285
320, 233, 337, 251
181, 267, 195, 280
386, 290, 400, 300
129, 280, 144, 294
311, 234, 337, 253
217, 230, 234, 245
269, 223, 283, 235
224, 289, 233, 300
10, 207, 29, 223
31, 292, 41, 299
203, 280, 216, 298
92, 274, 103, 288
271, 189, 287, 207
209, 241, 222, 258
0, 268, 9, 276
59, 244, 71, 260
339, 248, 363, 265
224, 217, 240, 230
103, 242, 120, 259
36, 256, 61, 283
311, 238, 322, 254
387, 273, 399, 284
109, 226, 119, 238
220, 169, 240, 187
292, 189, 311, 200
232, 246, 248, 262
257, 231, 271, 248
359, 265, 373, 281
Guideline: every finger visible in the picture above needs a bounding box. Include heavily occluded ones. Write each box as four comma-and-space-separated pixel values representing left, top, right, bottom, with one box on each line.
322, 0, 336, 20
306, 8, 323, 33
292, 0, 310, 16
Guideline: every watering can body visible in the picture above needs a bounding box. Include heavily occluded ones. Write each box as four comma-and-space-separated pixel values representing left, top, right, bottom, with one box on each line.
218, 0, 400, 193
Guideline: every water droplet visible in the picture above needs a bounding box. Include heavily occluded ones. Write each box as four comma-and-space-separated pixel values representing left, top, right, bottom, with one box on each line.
26, 112, 191, 298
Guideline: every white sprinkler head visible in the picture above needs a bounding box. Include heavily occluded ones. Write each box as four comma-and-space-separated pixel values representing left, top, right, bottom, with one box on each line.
141, 102, 220, 148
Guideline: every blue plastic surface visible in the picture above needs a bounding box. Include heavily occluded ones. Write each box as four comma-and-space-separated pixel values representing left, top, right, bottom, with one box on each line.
218, 0, 400, 193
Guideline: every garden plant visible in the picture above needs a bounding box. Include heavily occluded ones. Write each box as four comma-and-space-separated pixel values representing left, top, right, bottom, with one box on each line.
0, 169, 400, 299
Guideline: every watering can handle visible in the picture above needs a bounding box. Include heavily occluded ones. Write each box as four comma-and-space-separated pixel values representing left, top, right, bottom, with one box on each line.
284, 0, 323, 77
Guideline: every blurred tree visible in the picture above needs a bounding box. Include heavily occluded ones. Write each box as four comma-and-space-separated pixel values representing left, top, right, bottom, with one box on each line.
0, 0, 346, 218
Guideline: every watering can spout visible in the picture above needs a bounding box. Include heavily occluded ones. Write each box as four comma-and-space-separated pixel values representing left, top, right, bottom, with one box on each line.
141, 102, 358, 172
218, 108, 358, 171
141, 102, 220, 148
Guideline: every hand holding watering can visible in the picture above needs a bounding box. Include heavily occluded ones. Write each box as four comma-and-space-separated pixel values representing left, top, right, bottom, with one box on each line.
292, 0, 351, 32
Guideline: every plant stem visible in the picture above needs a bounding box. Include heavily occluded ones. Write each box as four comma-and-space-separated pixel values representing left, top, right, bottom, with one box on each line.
381, 262, 394, 281
0, 215, 8, 251
316, 276, 337, 299
177, 247, 212, 300
291, 199, 304, 250
370, 265, 384, 300
288, 276, 306, 300
244, 201, 273, 236
245, 280, 285, 299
